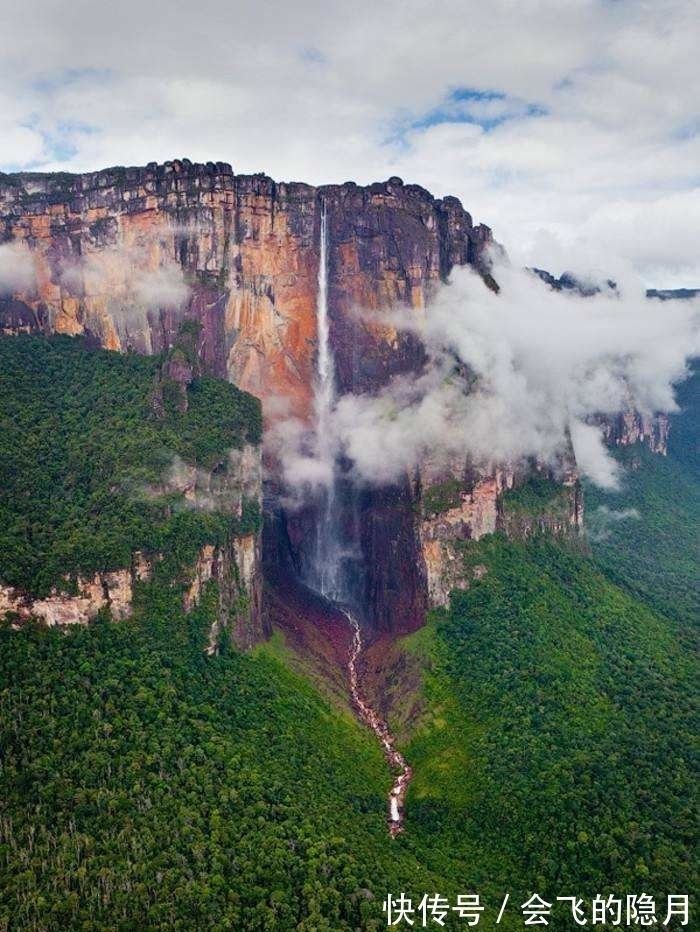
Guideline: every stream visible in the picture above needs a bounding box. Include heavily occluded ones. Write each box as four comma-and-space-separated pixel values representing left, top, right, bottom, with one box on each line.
344, 611, 413, 837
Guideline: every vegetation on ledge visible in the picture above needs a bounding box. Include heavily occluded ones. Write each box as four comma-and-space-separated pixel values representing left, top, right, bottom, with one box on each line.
0, 334, 261, 596
421, 478, 464, 515
500, 473, 572, 519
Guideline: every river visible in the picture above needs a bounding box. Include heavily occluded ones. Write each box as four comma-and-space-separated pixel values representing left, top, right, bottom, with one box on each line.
344, 611, 413, 836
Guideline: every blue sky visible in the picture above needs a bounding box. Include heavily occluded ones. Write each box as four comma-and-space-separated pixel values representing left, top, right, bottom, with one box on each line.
402, 89, 547, 135
1, 0, 698, 285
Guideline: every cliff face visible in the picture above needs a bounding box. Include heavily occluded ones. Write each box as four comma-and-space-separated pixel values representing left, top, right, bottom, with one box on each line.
0, 161, 492, 425
417, 462, 583, 609
0, 159, 495, 635
0, 556, 152, 627
321, 180, 492, 396
419, 470, 512, 608
0, 160, 585, 635
185, 534, 265, 654
154, 440, 266, 649
1, 164, 314, 419
1, 535, 264, 649
599, 410, 669, 455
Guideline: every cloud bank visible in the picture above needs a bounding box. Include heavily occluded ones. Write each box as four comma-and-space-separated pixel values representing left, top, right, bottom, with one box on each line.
276, 261, 700, 492
0, 1, 697, 285
0, 244, 36, 293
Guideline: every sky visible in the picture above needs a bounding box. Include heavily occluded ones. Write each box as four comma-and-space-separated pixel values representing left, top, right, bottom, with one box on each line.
1, 0, 698, 286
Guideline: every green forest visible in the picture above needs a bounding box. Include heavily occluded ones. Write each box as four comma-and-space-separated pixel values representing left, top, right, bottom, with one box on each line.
1, 583, 428, 931
403, 539, 697, 917
0, 336, 697, 930
585, 360, 699, 629
0, 334, 261, 596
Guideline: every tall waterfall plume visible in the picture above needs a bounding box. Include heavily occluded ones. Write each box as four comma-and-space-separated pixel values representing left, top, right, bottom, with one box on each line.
312, 201, 342, 599
309, 202, 415, 834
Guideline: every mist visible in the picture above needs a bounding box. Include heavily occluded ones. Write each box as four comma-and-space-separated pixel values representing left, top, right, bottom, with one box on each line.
136, 448, 260, 515
0, 243, 36, 293
277, 258, 700, 493
587, 505, 641, 543
54, 242, 191, 347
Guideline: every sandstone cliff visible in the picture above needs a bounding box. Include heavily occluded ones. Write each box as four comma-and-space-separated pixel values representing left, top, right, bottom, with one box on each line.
0, 160, 609, 634
0, 554, 151, 627
598, 410, 669, 455
0, 161, 493, 427
3, 159, 498, 635
184, 534, 265, 654
0, 159, 585, 635
417, 460, 583, 609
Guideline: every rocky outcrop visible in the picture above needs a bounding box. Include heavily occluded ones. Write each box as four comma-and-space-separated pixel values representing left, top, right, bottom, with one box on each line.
418, 463, 583, 608
173, 442, 265, 649
184, 544, 218, 618
646, 288, 700, 301
530, 267, 617, 296
419, 471, 512, 607
498, 473, 583, 541
185, 534, 265, 654
1, 528, 264, 648
0, 554, 152, 627
598, 410, 669, 455
157, 442, 262, 518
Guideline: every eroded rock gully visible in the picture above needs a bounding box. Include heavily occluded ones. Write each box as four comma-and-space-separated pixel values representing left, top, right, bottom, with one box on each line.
264, 567, 414, 835
345, 612, 413, 836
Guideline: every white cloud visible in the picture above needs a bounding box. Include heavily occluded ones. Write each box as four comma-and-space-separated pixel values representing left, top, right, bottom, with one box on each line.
0, 243, 36, 293
132, 265, 190, 310
587, 504, 641, 542
569, 422, 621, 490
0, 1, 698, 285
277, 259, 700, 490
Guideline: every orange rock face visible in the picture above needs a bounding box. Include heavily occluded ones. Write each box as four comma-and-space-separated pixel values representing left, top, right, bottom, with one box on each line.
419, 470, 514, 607
225, 178, 319, 421
0, 163, 492, 431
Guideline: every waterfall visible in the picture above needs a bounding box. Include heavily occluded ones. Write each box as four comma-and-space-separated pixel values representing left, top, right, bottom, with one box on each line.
316, 202, 333, 452
313, 201, 342, 599
310, 202, 414, 835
